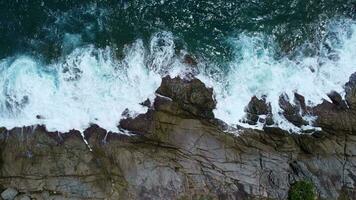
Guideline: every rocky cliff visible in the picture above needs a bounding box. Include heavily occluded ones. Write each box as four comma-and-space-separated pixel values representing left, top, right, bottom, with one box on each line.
0, 73, 355, 200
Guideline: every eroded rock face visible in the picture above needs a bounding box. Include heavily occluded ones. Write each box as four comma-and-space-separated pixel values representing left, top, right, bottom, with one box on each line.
245, 96, 274, 126
0, 75, 355, 200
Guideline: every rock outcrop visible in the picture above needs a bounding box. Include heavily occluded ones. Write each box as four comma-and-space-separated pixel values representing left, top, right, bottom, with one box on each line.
279, 94, 308, 127
245, 96, 273, 126
155, 76, 216, 119
0, 74, 355, 199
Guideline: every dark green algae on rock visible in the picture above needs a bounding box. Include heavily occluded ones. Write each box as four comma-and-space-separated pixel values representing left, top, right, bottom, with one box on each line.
0, 75, 355, 199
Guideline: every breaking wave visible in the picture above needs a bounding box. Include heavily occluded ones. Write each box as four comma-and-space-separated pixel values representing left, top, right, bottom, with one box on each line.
0, 19, 355, 133
0, 32, 186, 133
201, 19, 356, 131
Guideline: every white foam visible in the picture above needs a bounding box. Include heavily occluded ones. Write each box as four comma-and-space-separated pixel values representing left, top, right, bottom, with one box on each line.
0, 35, 182, 132
200, 19, 356, 131
0, 19, 355, 133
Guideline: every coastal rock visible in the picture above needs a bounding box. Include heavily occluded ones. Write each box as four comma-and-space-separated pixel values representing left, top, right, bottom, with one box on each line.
0, 75, 355, 199
327, 91, 348, 109
120, 110, 154, 135
294, 93, 307, 113
140, 98, 152, 108
279, 94, 308, 127
245, 96, 274, 125
345, 72, 356, 108
183, 54, 198, 66
156, 76, 216, 119
312, 74, 356, 133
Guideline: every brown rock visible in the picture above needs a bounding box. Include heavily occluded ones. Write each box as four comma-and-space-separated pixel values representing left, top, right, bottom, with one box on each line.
156, 76, 216, 119
0, 72, 355, 200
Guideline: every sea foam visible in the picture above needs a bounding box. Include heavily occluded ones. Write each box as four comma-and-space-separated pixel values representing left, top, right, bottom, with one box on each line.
0, 20, 355, 133
200, 19, 356, 131
0, 36, 176, 133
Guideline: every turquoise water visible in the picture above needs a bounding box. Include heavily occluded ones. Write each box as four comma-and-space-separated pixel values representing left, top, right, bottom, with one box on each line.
0, 1, 355, 132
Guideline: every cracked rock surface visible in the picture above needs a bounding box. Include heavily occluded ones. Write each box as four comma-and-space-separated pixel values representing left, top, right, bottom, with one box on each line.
0, 75, 355, 199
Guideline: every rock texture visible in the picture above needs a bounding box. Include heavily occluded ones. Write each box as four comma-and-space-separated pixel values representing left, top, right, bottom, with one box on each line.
1, 188, 18, 200
245, 96, 273, 126
0, 74, 355, 199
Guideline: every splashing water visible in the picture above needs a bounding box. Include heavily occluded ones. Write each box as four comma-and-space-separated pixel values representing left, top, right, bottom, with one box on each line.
198, 19, 356, 131
0, 35, 186, 133
0, 18, 355, 133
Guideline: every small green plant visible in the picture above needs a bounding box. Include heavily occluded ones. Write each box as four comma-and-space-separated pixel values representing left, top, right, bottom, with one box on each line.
288, 180, 316, 200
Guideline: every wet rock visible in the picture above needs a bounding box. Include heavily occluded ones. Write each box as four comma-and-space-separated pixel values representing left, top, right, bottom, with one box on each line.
246, 96, 270, 116
119, 110, 154, 135
279, 94, 308, 127
83, 124, 108, 142
183, 54, 198, 66
245, 96, 273, 125
312, 99, 354, 132
328, 91, 343, 105
120, 108, 156, 135
313, 73, 356, 132
0, 72, 356, 200
153, 95, 189, 117
327, 91, 348, 109
140, 98, 151, 108
35, 115, 44, 119
294, 93, 307, 113
345, 72, 356, 108
1, 188, 18, 200
121, 108, 130, 118
156, 76, 216, 119
182, 54, 199, 78
120, 76, 216, 134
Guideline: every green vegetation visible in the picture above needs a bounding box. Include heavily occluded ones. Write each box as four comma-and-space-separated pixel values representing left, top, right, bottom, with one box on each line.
288, 180, 316, 200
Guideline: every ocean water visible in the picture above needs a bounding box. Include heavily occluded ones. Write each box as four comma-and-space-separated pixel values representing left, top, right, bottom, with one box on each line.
0, 1, 355, 132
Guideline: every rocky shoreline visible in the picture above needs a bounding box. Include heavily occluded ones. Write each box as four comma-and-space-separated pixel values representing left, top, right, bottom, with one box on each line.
0, 73, 355, 199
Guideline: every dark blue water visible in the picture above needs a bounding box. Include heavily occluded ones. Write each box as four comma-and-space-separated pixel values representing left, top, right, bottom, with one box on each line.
1, 0, 354, 62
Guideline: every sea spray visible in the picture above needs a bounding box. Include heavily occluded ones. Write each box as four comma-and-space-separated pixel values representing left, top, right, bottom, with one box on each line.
0, 18, 355, 133
0, 40, 162, 132
200, 19, 356, 131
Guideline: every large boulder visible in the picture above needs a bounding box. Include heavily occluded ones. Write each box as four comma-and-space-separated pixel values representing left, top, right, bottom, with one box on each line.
119, 76, 216, 134
245, 96, 274, 125
155, 76, 216, 119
